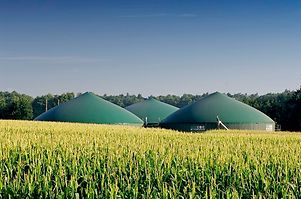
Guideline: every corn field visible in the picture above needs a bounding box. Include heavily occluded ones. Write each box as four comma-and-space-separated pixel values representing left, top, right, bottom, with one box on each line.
0, 120, 301, 198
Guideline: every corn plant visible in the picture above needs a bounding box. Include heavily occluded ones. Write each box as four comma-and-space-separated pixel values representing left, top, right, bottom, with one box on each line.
0, 120, 301, 198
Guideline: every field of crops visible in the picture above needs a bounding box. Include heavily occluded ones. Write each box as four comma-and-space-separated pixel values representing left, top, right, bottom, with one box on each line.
0, 120, 301, 198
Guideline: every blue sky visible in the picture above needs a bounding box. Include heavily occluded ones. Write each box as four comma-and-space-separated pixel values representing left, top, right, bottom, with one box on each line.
0, 0, 300, 97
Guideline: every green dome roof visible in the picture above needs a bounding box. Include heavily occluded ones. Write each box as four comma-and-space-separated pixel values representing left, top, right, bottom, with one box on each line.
34, 92, 143, 126
125, 98, 179, 125
161, 92, 274, 128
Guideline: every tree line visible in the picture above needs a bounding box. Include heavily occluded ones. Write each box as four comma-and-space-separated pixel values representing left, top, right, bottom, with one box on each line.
0, 88, 300, 131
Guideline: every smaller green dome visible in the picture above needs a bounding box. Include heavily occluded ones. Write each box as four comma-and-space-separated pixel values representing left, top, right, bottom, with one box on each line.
125, 98, 179, 126
34, 92, 143, 126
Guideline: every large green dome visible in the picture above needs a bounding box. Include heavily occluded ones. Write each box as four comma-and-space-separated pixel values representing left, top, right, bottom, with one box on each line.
34, 92, 143, 126
125, 98, 179, 126
160, 92, 275, 131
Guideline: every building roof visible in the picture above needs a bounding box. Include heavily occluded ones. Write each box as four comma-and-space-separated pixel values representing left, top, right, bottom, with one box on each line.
125, 98, 179, 124
161, 92, 274, 124
34, 92, 143, 125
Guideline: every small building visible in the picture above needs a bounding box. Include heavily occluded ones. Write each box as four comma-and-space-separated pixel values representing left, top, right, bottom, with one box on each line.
125, 98, 179, 127
34, 92, 143, 126
160, 92, 275, 132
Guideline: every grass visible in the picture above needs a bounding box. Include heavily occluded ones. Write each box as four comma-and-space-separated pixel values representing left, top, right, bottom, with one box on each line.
0, 120, 301, 198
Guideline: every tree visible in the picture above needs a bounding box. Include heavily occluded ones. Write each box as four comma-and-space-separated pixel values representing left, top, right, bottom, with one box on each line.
32, 93, 74, 119
101, 94, 144, 108
0, 91, 33, 120
290, 87, 301, 131
0, 93, 7, 118
32, 94, 53, 119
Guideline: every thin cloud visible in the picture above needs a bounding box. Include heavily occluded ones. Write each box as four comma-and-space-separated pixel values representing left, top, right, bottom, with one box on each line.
120, 13, 169, 18
120, 13, 198, 18
178, 13, 198, 17
0, 56, 107, 63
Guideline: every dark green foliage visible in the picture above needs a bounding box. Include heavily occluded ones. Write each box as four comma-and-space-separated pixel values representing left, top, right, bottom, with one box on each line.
0, 92, 74, 120
32, 92, 74, 118
0, 91, 33, 120
156, 93, 208, 108
101, 93, 145, 108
